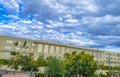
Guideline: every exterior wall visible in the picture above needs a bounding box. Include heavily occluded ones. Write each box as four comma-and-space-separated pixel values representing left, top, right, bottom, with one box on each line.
0, 35, 35, 59
0, 35, 120, 66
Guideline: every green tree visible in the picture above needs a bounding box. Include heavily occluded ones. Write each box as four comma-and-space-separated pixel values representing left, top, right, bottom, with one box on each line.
14, 41, 19, 51
46, 56, 66, 77
64, 51, 97, 77
64, 51, 79, 76
36, 53, 47, 67
9, 53, 38, 71
80, 52, 97, 77
19, 53, 38, 71
0, 59, 9, 65
9, 54, 20, 70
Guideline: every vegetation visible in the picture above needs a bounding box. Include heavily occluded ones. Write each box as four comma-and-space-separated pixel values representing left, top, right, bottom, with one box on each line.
9, 54, 20, 70
46, 56, 66, 77
11, 51, 19, 55
0, 59, 9, 65
64, 51, 97, 77
36, 53, 47, 67
19, 53, 38, 71
1, 50, 120, 77
9, 53, 39, 71
100, 65, 120, 71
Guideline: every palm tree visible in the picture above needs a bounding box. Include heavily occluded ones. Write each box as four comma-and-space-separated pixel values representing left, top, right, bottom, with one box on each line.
14, 41, 19, 52
22, 40, 28, 54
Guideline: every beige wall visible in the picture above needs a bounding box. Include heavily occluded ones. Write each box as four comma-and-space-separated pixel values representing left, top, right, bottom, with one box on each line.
0, 35, 120, 66
0, 35, 35, 53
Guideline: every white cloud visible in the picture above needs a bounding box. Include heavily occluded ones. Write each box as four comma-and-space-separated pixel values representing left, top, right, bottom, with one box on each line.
98, 35, 120, 39
19, 20, 32, 24
65, 19, 78, 23
3, 15, 19, 19
1, 0, 120, 52
0, 25, 16, 30
81, 15, 120, 26
94, 15, 120, 24
0, 0, 21, 12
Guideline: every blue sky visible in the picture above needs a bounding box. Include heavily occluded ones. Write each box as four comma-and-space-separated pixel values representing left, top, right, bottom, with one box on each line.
0, 0, 120, 52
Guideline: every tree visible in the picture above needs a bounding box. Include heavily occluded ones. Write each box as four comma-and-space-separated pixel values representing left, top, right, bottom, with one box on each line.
19, 53, 38, 71
36, 53, 47, 67
64, 51, 97, 77
80, 52, 97, 77
9, 53, 38, 71
46, 56, 66, 77
22, 40, 28, 52
9, 41, 19, 70
9, 51, 20, 70
10, 55, 20, 70
0, 59, 9, 66
14, 41, 19, 51
64, 51, 79, 77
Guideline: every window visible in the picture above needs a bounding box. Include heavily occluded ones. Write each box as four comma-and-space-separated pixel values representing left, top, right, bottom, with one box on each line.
61, 47, 65, 54
18, 41, 22, 44
27, 43, 29, 45
4, 46, 12, 49
78, 49, 81, 52
66, 47, 71, 52
32, 43, 35, 46
6, 40, 13, 43
49, 45, 54, 53
37, 44, 43, 52
4, 52, 10, 55
16, 47, 20, 50
44, 44, 49, 53
55, 46, 60, 53
31, 48, 34, 51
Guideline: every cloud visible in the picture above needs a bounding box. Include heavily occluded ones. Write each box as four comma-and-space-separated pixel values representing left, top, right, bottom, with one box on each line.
20, 0, 98, 20
0, 0, 120, 52
3, 15, 19, 19
0, 0, 21, 13
94, 0, 120, 16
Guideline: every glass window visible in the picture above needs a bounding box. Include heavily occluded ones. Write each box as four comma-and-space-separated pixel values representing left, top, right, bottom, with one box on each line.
37, 44, 43, 52
66, 47, 71, 52
61, 47, 65, 53
32, 43, 35, 46
31, 48, 34, 51
6, 40, 13, 43
4, 52, 10, 55
19, 41, 22, 44
49, 45, 54, 53
78, 49, 81, 52
55, 46, 60, 53
16, 47, 20, 50
44, 44, 49, 53
4, 46, 12, 49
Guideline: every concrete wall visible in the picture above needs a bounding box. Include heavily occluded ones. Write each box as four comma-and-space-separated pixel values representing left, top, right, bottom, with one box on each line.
0, 35, 120, 66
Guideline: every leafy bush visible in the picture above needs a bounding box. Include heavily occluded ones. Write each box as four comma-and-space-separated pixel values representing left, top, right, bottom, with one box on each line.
0, 59, 10, 65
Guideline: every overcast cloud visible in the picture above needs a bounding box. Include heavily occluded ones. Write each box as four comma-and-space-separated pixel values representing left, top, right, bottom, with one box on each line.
0, 0, 120, 52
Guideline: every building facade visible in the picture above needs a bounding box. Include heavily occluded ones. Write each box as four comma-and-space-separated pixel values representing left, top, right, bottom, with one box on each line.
0, 35, 120, 66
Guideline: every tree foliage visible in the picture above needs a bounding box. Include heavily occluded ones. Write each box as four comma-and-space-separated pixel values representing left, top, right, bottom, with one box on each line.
46, 56, 66, 77
64, 51, 97, 77
0, 59, 9, 65
9, 53, 38, 71
36, 53, 47, 67
19, 53, 38, 71
4, 50, 104, 77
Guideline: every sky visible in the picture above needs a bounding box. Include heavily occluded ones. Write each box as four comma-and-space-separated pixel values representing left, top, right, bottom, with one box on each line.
0, 0, 120, 52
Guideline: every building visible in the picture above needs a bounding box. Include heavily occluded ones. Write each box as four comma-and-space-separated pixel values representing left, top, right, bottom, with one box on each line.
0, 35, 120, 66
